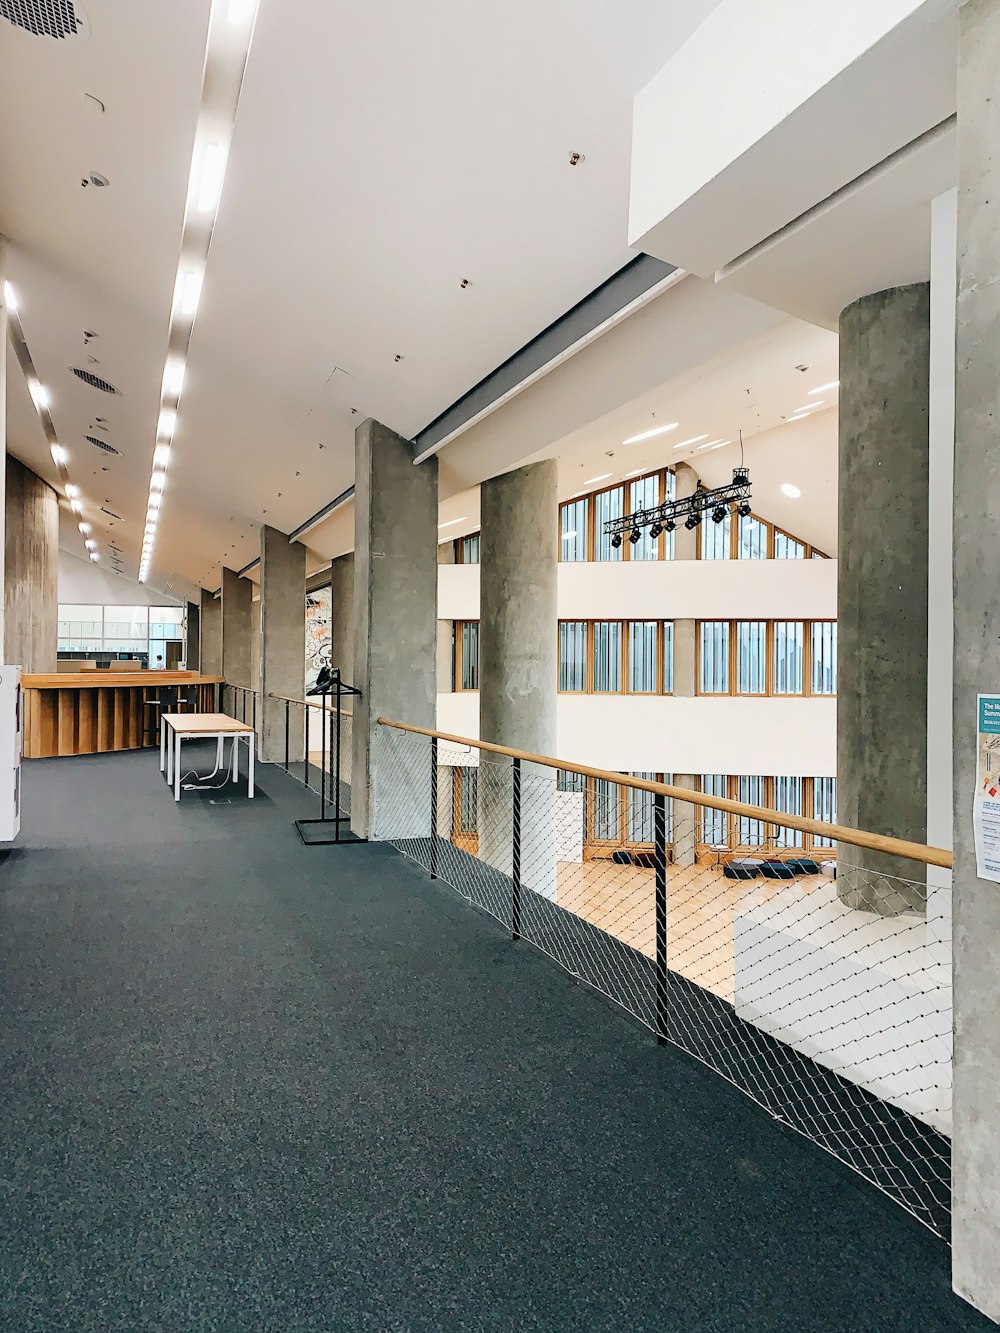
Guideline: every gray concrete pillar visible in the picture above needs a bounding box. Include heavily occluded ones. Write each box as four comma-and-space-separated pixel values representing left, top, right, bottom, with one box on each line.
221, 567, 252, 703
185, 600, 200, 673
952, 3, 1000, 1317
478, 461, 558, 899
258, 526, 305, 764
4, 458, 57, 672
199, 588, 221, 677
351, 420, 438, 840
837, 284, 930, 913
250, 598, 261, 701
329, 553, 354, 675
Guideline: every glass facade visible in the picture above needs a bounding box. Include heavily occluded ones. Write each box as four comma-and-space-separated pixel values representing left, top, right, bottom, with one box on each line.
57, 604, 183, 660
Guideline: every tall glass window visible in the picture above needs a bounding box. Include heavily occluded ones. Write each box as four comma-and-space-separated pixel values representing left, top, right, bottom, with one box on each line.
457, 767, 478, 832
57, 604, 104, 652
773, 621, 804, 695
459, 533, 480, 564
736, 621, 767, 694
458, 621, 479, 690
736, 775, 767, 846
811, 621, 837, 694
558, 622, 587, 691
772, 775, 804, 848
699, 621, 729, 693
149, 606, 184, 646
592, 621, 622, 692
662, 621, 674, 693
559, 499, 588, 563
812, 777, 837, 848
594, 486, 624, 561
700, 511, 731, 559
627, 621, 658, 693
737, 514, 768, 559
774, 530, 805, 559
591, 777, 620, 841
664, 470, 677, 560
700, 774, 728, 846
628, 476, 659, 561
627, 774, 656, 843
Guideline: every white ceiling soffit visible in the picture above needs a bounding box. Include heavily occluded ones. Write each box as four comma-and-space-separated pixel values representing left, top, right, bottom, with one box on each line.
629, 0, 957, 279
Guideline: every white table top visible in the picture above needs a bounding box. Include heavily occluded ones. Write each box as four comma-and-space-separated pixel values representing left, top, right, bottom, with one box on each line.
161, 712, 254, 735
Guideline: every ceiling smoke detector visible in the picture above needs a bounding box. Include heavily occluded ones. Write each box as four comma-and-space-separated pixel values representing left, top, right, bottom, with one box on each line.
0, 0, 89, 39
81, 170, 108, 188
69, 365, 120, 394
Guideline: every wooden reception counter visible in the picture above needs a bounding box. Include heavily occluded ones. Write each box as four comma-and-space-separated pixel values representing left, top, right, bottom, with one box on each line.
22, 672, 224, 759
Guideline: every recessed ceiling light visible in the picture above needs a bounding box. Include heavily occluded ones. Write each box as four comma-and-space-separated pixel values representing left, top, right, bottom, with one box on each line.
196, 141, 227, 213
178, 269, 202, 317
153, 444, 171, 468
89, 552, 100, 563
809, 381, 839, 395
85, 539, 96, 551
786, 413, 811, 423
793, 402, 823, 413
163, 362, 185, 397
698, 440, 731, 452
157, 410, 177, 439
150, 472, 166, 492
622, 422, 679, 446
79, 522, 91, 534
70, 499, 82, 515
623, 469, 645, 478
584, 473, 612, 485
51, 444, 68, 466
4, 281, 17, 314
437, 517, 467, 529
227, 0, 254, 21
32, 381, 50, 410
148, 493, 162, 510
781, 483, 802, 498
672, 434, 709, 450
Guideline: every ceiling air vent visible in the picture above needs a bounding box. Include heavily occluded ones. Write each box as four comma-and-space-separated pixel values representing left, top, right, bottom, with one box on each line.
100, 505, 123, 522
0, 0, 88, 39
69, 365, 120, 395
85, 434, 121, 455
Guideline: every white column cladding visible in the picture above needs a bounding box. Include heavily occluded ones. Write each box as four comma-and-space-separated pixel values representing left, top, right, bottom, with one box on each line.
478, 462, 558, 900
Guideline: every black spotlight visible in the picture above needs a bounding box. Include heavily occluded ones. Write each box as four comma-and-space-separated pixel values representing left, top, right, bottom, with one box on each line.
684, 513, 698, 530
649, 521, 663, 539
737, 500, 752, 518
712, 506, 726, 524
610, 533, 623, 549
665, 519, 676, 533
629, 527, 641, 545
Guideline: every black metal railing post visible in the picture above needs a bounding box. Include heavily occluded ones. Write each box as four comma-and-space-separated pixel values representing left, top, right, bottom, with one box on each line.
284, 698, 290, 772
252, 691, 256, 732
319, 691, 328, 820
512, 758, 522, 940
654, 791, 668, 1046
430, 735, 439, 880
304, 701, 310, 787
333, 669, 343, 843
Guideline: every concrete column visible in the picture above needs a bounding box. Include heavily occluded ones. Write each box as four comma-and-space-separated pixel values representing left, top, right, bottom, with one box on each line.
258, 526, 305, 764
250, 598, 261, 699
478, 461, 558, 899
220, 567, 252, 694
199, 588, 221, 677
837, 284, 930, 912
4, 458, 57, 672
952, 3, 1000, 1317
185, 600, 200, 672
329, 553, 354, 675
351, 419, 438, 840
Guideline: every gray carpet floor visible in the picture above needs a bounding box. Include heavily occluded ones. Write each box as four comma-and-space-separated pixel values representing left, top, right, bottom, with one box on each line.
0, 744, 990, 1332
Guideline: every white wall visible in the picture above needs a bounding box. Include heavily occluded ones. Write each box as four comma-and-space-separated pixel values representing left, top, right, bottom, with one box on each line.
58, 549, 182, 607
437, 691, 835, 779
439, 556, 836, 623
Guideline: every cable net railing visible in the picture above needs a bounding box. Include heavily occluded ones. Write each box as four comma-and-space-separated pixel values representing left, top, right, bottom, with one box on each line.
373, 722, 952, 1238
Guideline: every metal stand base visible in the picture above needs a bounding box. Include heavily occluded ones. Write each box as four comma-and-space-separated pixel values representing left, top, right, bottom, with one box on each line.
294, 818, 366, 847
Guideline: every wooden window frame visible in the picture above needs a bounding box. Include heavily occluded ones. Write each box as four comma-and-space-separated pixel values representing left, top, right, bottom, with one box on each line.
695, 774, 836, 861
558, 466, 674, 563
453, 619, 480, 692
696, 620, 837, 697
558, 620, 673, 695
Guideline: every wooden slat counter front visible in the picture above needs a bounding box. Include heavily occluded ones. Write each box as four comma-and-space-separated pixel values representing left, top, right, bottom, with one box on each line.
22, 672, 223, 759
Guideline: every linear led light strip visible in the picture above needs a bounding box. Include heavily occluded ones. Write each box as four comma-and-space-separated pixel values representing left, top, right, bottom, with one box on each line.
139, 0, 259, 584
4, 281, 100, 562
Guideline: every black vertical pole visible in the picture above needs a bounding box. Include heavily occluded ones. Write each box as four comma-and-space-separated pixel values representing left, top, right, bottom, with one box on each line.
252, 691, 256, 732
430, 736, 439, 880
333, 670, 342, 842
512, 758, 522, 941
304, 702, 310, 787
284, 699, 289, 772
319, 691, 328, 820
328, 700, 335, 833
654, 791, 668, 1046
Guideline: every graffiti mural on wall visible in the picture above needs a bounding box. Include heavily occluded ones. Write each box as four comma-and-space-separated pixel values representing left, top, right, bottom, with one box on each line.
305, 587, 331, 694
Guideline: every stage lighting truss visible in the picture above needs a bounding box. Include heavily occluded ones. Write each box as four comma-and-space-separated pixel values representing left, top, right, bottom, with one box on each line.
602, 467, 752, 545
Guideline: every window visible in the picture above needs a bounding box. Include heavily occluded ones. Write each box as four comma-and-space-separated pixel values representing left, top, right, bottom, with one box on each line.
57, 603, 181, 660
592, 621, 622, 692
663, 470, 676, 560
774, 530, 805, 559
737, 776, 767, 846
627, 621, 658, 693
626, 774, 656, 843
149, 606, 184, 641
662, 621, 674, 694
772, 776, 804, 849
560, 499, 588, 563
458, 767, 478, 832
591, 777, 621, 841
812, 777, 837, 848
455, 620, 479, 690
700, 774, 728, 846
811, 621, 837, 695
559, 622, 587, 692
699, 621, 729, 694
736, 621, 767, 695
700, 511, 731, 560
557, 769, 585, 793
737, 513, 768, 559
773, 621, 804, 695
628, 476, 660, 561
103, 605, 148, 641
594, 486, 625, 561
459, 533, 480, 564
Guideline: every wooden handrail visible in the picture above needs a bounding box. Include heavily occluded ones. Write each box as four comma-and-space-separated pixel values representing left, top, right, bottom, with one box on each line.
376, 717, 953, 871
268, 691, 355, 716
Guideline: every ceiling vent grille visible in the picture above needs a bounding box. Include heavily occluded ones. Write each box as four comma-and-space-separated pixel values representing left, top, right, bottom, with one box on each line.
85, 434, 121, 455
100, 505, 123, 521
0, 0, 85, 39
69, 365, 120, 395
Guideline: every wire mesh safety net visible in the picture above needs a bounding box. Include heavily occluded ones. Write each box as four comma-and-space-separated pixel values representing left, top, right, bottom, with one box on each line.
374, 724, 952, 1238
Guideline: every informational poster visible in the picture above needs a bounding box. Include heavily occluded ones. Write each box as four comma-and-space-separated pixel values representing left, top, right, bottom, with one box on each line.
973, 694, 1000, 883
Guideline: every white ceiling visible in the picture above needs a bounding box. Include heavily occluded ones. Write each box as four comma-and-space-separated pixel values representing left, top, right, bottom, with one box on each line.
0, 0, 722, 595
